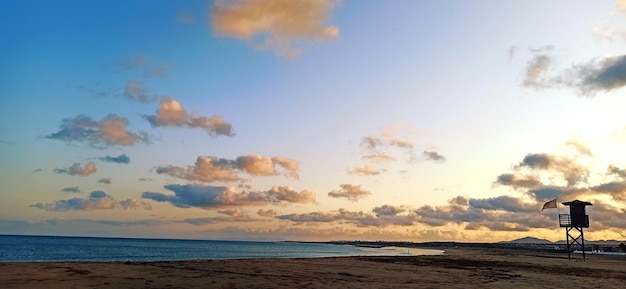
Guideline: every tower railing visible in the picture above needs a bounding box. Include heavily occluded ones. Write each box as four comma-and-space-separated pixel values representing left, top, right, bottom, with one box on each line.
559, 214, 570, 227
559, 214, 589, 228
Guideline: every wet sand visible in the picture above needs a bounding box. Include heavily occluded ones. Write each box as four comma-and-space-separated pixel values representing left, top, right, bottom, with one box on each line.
1, 248, 624, 289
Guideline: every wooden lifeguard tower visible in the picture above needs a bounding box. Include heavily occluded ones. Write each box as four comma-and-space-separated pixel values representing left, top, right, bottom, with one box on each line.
559, 200, 592, 260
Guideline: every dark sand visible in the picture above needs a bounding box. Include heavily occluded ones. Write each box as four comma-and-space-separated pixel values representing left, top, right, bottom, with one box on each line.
1, 248, 624, 288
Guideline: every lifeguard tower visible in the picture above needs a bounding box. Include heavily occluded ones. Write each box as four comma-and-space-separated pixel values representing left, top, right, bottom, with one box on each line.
559, 200, 592, 260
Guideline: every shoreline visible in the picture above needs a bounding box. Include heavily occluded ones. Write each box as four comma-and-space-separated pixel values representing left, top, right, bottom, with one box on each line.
1, 247, 624, 288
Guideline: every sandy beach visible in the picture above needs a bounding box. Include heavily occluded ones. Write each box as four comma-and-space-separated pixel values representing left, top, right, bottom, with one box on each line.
1, 248, 624, 289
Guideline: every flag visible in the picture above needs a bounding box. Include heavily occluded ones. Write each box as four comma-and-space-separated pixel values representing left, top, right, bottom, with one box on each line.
541, 199, 557, 211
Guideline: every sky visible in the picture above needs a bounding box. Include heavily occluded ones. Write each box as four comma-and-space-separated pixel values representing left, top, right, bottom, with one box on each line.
1, 0, 626, 242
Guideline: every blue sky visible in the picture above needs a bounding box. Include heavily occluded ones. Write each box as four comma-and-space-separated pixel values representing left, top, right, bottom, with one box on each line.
1, 0, 626, 242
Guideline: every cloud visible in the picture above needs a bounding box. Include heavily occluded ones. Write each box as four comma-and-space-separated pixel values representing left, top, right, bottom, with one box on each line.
217, 208, 250, 218
468, 196, 538, 213
422, 151, 446, 163
269, 156, 300, 179
145, 64, 174, 78
89, 190, 107, 198
97, 178, 112, 185
566, 136, 591, 156
118, 56, 173, 78
210, 0, 340, 59
348, 165, 380, 176
414, 196, 550, 231
359, 125, 431, 165
528, 45, 554, 53
362, 154, 396, 163
46, 115, 150, 148
257, 209, 278, 217
277, 192, 567, 232
61, 186, 81, 193
32, 168, 42, 173
53, 162, 97, 176
521, 53, 626, 96
145, 98, 234, 137
494, 173, 542, 189
99, 154, 131, 164
575, 55, 626, 95
591, 181, 626, 201
372, 205, 407, 216
516, 153, 589, 186
183, 215, 258, 226
361, 134, 414, 152
508, 46, 519, 59
526, 186, 587, 202
142, 184, 315, 209
607, 165, 626, 179
156, 156, 240, 183
327, 184, 371, 202
30, 191, 150, 211
522, 54, 553, 88
618, 0, 626, 11
123, 80, 158, 103
361, 136, 384, 150
155, 155, 300, 182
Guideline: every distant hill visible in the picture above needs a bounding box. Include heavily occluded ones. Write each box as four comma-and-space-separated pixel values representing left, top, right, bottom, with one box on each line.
499, 237, 553, 244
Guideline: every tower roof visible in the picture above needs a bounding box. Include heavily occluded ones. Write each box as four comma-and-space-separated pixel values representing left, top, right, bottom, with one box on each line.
562, 200, 592, 206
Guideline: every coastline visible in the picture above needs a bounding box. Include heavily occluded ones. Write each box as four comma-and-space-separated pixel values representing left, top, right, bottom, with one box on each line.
1, 247, 624, 289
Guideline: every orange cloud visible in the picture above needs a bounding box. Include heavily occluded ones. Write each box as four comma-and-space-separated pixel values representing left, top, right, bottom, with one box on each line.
46, 115, 149, 148
211, 0, 340, 59
327, 184, 371, 202
349, 165, 380, 176
53, 162, 97, 176
156, 154, 300, 182
145, 98, 234, 137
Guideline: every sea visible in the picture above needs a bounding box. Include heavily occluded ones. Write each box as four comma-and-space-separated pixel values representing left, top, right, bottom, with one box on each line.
0, 235, 443, 262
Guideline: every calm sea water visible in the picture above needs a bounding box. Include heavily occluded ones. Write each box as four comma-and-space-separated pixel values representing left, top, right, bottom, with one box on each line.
0, 235, 442, 262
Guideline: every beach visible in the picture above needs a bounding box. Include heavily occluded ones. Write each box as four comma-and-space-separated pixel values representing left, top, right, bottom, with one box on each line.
1, 247, 624, 289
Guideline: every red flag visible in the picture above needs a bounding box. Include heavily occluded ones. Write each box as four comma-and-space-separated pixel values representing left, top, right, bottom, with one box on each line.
541, 199, 557, 211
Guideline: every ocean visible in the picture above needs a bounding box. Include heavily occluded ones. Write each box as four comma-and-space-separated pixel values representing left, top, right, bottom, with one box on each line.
0, 235, 442, 262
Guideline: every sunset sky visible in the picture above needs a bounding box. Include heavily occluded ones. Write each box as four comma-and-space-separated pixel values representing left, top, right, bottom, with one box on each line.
2, 0, 626, 242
